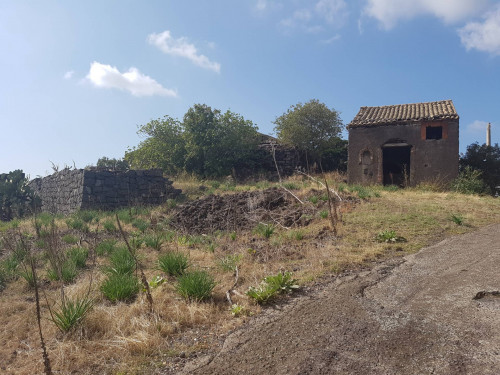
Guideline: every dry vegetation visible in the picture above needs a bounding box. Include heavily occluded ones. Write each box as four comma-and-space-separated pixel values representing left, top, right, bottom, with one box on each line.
0, 173, 499, 375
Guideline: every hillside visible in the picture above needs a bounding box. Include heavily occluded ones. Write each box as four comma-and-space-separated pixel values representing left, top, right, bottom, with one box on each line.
0, 174, 499, 375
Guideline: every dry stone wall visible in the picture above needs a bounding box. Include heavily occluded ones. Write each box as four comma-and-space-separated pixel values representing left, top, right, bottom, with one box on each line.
29, 169, 180, 215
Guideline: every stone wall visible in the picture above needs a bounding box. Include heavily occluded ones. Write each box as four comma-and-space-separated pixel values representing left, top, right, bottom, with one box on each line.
29, 168, 180, 215
257, 135, 300, 177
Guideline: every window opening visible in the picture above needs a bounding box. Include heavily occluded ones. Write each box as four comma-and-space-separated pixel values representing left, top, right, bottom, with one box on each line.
426, 126, 442, 140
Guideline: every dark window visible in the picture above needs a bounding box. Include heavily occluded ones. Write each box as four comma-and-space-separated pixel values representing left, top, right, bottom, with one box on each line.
426, 126, 442, 140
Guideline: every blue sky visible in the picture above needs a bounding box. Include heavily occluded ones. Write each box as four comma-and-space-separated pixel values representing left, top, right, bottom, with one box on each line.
1, 0, 499, 178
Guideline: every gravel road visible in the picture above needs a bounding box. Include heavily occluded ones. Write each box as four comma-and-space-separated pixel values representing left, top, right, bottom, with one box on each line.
180, 224, 500, 375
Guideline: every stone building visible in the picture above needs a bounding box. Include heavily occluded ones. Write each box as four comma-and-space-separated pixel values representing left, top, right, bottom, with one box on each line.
29, 168, 180, 215
347, 100, 459, 186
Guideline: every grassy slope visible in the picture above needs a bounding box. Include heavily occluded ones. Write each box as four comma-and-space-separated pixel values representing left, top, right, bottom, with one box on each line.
0, 176, 499, 375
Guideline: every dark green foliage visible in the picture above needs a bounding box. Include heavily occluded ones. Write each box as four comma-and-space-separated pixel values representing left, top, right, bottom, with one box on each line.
176, 270, 216, 301
67, 247, 88, 269
104, 246, 135, 276
95, 239, 117, 256
50, 296, 94, 332
125, 105, 260, 178
47, 260, 78, 283
451, 166, 489, 195
460, 142, 500, 194
96, 157, 129, 171
274, 99, 344, 168
0, 170, 38, 221
101, 273, 140, 302
158, 251, 189, 276
143, 233, 164, 250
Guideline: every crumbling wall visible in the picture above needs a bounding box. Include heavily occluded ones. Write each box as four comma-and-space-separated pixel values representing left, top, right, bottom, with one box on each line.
29, 169, 180, 215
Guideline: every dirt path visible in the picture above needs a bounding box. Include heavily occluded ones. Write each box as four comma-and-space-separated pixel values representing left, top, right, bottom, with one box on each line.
180, 224, 500, 375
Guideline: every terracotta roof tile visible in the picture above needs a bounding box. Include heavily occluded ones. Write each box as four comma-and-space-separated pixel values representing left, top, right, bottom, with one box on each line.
348, 100, 459, 127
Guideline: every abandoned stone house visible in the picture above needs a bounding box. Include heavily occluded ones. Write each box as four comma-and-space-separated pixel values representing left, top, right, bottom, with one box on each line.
347, 100, 459, 186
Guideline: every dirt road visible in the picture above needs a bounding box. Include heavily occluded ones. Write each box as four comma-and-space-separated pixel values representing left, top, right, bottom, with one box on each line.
180, 224, 500, 374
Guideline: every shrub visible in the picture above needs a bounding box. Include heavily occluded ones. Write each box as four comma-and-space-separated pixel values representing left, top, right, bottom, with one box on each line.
67, 247, 88, 269
375, 230, 407, 243
158, 251, 189, 276
101, 273, 140, 302
451, 166, 488, 195
104, 246, 135, 276
66, 218, 89, 232
254, 223, 274, 239
102, 220, 117, 233
47, 260, 78, 283
95, 239, 117, 256
176, 270, 216, 301
62, 234, 79, 245
132, 218, 149, 233
247, 271, 299, 304
50, 296, 94, 333
143, 233, 164, 251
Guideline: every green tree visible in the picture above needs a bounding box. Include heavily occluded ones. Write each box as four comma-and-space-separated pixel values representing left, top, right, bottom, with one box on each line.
460, 142, 500, 194
183, 104, 260, 177
273, 99, 344, 169
125, 116, 186, 175
96, 157, 129, 171
0, 170, 36, 221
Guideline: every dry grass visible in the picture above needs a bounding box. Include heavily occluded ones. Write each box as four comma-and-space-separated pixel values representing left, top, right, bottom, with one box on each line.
1, 175, 499, 374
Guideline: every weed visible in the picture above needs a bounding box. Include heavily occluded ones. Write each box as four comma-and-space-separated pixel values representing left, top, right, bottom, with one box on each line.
287, 230, 304, 241
76, 210, 100, 224
132, 218, 149, 233
129, 235, 144, 250
319, 210, 328, 219
62, 234, 79, 245
308, 196, 319, 204
95, 239, 117, 256
451, 166, 488, 195
217, 254, 242, 272
66, 218, 89, 232
229, 231, 237, 241
143, 233, 164, 251
254, 223, 275, 239
450, 213, 464, 226
47, 260, 78, 283
247, 271, 299, 304
102, 220, 117, 233
18, 268, 36, 288
230, 304, 246, 317
67, 247, 88, 269
116, 209, 133, 224
176, 270, 216, 302
166, 198, 178, 210
101, 273, 140, 302
50, 295, 94, 333
148, 275, 165, 289
158, 251, 189, 276
210, 181, 221, 189
283, 182, 299, 190
375, 230, 407, 243
104, 246, 136, 276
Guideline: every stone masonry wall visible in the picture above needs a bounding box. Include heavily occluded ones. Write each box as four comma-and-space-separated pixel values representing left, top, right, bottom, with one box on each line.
29, 168, 180, 215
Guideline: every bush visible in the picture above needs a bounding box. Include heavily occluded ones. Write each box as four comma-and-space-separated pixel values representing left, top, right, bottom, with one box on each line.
451, 166, 488, 195
104, 246, 135, 276
50, 296, 94, 332
67, 247, 88, 269
101, 273, 140, 302
95, 239, 117, 256
176, 270, 216, 301
158, 251, 189, 276
247, 271, 299, 304
143, 233, 164, 250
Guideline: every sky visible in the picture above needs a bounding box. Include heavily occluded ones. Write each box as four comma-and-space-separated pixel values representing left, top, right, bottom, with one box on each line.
1, 0, 499, 178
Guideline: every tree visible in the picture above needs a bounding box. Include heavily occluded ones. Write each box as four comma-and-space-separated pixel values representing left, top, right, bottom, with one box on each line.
460, 142, 500, 194
125, 116, 186, 175
0, 170, 37, 221
273, 99, 344, 170
96, 157, 130, 171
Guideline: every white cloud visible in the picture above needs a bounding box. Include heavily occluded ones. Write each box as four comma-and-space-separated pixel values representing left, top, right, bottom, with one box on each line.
320, 34, 341, 44
315, 0, 348, 25
63, 71, 74, 79
256, 0, 267, 11
148, 31, 221, 73
85, 62, 177, 97
466, 120, 489, 132
459, 5, 500, 55
364, 0, 489, 29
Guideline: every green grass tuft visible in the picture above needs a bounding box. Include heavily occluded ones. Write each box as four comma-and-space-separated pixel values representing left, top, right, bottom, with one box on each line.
176, 270, 216, 301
